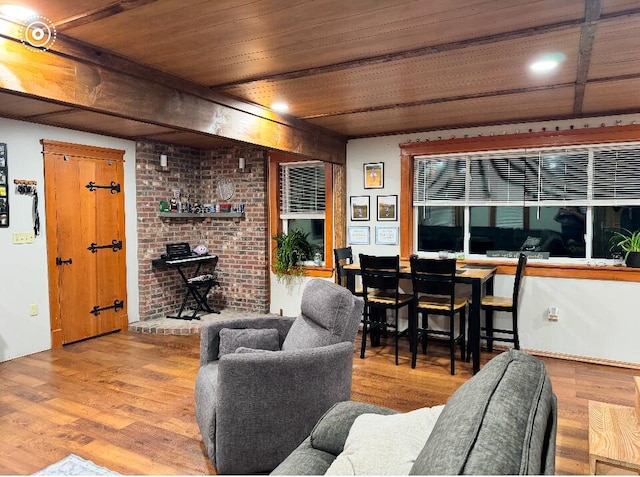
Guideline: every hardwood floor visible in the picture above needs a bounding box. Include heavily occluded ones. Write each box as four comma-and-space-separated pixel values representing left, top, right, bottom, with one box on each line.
0, 330, 637, 475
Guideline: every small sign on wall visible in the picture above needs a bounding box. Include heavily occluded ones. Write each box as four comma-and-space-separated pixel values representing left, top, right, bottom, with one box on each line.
375, 226, 398, 245
348, 226, 370, 245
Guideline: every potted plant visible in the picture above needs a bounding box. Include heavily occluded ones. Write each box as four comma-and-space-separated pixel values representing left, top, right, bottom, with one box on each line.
273, 229, 313, 282
609, 229, 640, 268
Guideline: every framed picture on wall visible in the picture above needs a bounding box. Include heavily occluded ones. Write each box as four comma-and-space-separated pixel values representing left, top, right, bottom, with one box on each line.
350, 195, 370, 221
377, 194, 397, 221
348, 226, 370, 245
364, 162, 384, 189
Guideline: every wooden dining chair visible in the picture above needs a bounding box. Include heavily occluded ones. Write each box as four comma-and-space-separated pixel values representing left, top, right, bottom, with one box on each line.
333, 247, 363, 296
409, 255, 468, 374
480, 252, 528, 352
359, 254, 414, 365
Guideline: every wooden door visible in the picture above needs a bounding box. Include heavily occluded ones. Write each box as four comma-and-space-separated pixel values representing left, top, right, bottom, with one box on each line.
43, 140, 128, 346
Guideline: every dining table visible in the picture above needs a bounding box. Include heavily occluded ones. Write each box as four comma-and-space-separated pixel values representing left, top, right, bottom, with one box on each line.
343, 260, 497, 374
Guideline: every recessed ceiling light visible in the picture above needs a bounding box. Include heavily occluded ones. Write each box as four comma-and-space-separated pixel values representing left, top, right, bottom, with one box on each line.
271, 102, 289, 113
0, 4, 37, 21
529, 53, 566, 74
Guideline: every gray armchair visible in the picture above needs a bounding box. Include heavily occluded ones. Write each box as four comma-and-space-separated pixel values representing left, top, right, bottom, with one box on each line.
194, 279, 364, 474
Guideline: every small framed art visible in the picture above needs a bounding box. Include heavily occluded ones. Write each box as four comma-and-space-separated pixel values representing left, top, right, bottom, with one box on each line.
364, 162, 384, 189
375, 226, 398, 245
377, 194, 397, 221
350, 195, 370, 221
348, 226, 370, 245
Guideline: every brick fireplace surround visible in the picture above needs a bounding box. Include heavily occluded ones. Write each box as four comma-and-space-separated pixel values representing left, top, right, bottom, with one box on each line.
135, 141, 271, 325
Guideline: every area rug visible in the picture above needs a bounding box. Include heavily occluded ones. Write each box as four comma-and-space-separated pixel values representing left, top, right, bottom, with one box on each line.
35, 454, 119, 475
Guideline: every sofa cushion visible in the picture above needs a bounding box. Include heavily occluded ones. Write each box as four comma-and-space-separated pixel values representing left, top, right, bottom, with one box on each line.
325, 405, 444, 475
282, 279, 361, 351
410, 349, 556, 475
218, 328, 280, 358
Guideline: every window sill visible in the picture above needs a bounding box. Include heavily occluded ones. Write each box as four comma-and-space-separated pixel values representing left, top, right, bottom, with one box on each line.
270, 265, 333, 279
460, 259, 640, 282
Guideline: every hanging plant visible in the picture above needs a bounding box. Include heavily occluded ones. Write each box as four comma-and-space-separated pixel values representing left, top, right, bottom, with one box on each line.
273, 229, 313, 282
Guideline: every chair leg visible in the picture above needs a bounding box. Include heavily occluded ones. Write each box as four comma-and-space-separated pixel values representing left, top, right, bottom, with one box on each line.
459, 307, 466, 362
411, 311, 419, 369
394, 309, 399, 366
485, 307, 494, 352
449, 314, 455, 375
360, 309, 369, 359
512, 310, 520, 350
421, 313, 428, 355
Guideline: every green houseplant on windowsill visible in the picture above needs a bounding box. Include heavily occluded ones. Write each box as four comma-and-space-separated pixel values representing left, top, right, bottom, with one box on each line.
273, 229, 314, 282
609, 229, 640, 268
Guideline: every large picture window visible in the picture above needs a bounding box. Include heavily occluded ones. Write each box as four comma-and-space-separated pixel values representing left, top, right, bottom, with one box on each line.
414, 143, 640, 262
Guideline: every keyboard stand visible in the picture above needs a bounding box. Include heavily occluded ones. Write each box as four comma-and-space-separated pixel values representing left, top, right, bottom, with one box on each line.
152, 255, 220, 320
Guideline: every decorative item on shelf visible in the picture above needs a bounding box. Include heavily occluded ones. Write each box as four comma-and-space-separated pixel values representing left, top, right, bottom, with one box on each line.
609, 228, 640, 268
159, 200, 169, 212
273, 229, 313, 283
169, 197, 178, 212
313, 251, 322, 266
217, 176, 235, 201
193, 244, 208, 255
220, 203, 231, 213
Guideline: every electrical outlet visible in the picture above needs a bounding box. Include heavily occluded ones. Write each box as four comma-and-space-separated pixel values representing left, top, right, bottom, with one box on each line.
13, 232, 35, 244
29, 304, 38, 316
548, 306, 559, 321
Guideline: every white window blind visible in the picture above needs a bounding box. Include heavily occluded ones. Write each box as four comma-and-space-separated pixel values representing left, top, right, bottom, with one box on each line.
413, 156, 466, 205
414, 146, 598, 206
592, 145, 640, 204
280, 162, 325, 217
468, 151, 528, 204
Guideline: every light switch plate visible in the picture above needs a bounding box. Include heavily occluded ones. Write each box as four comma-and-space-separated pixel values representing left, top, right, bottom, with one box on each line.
13, 232, 35, 244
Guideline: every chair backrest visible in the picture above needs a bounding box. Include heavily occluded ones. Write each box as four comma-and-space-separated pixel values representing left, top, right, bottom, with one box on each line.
409, 255, 457, 304
512, 253, 528, 307
359, 254, 401, 298
281, 279, 364, 351
333, 247, 354, 287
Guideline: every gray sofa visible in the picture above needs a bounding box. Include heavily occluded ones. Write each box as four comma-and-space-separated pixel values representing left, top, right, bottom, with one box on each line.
194, 279, 364, 475
272, 349, 557, 475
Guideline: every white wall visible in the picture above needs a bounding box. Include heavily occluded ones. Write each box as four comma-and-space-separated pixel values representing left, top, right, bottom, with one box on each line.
344, 112, 640, 365
0, 117, 138, 362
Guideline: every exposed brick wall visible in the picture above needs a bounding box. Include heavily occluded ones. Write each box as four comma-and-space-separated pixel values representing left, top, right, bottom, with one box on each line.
136, 142, 269, 320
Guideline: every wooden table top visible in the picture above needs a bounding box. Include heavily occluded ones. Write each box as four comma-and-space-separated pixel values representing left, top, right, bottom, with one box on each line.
343, 262, 497, 280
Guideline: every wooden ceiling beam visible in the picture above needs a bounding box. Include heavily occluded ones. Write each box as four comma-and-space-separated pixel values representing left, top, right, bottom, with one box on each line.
55, 0, 160, 32
573, 0, 602, 115
0, 24, 346, 163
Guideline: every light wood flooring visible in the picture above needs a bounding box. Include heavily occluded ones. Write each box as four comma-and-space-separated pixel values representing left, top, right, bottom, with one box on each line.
0, 330, 637, 475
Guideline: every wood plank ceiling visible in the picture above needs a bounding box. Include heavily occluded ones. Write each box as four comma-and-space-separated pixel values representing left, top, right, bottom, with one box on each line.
0, 0, 639, 153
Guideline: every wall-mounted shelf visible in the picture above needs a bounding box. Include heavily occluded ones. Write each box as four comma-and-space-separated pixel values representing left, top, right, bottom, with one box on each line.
158, 212, 245, 219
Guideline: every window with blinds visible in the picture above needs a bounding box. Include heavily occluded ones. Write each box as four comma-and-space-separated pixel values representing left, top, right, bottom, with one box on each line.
280, 162, 326, 217
414, 142, 640, 260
